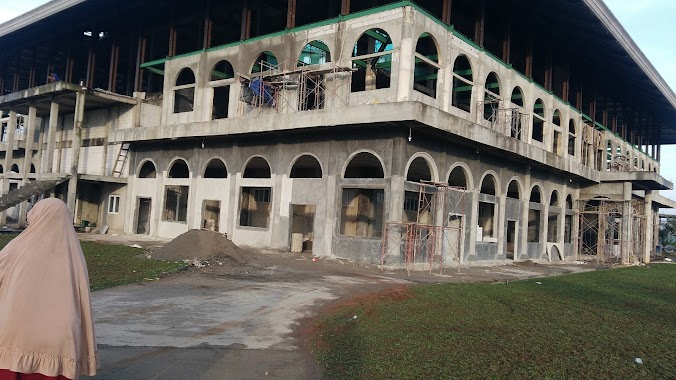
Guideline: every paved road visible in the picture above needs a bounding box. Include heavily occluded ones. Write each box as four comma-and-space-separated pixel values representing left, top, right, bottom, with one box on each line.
90, 272, 404, 379
89, 258, 591, 379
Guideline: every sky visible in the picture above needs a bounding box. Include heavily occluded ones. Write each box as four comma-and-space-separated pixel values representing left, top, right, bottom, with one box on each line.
0, 0, 675, 195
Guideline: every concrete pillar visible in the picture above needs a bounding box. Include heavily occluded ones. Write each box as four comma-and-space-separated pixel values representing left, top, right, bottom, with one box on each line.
18, 106, 37, 227
468, 189, 479, 259
497, 193, 506, 258
519, 171, 532, 260
621, 182, 632, 264
542, 201, 549, 260
46, 102, 59, 173
67, 91, 86, 218
396, 7, 414, 102
1, 111, 17, 224
643, 190, 653, 264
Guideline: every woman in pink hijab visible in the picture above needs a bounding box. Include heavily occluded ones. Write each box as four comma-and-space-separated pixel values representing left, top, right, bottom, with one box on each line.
0, 198, 98, 379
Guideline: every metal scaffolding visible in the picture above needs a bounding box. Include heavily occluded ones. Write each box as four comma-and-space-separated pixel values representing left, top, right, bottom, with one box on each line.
237, 58, 352, 116
381, 181, 467, 274
576, 198, 646, 264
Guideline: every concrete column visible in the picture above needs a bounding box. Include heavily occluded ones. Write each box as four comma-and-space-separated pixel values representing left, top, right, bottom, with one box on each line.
519, 171, 532, 261
0, 111, 17, 224
396, 7, 414, 102
621, 182, 632, 264
46, 102, 59, 173
67, 91, 86, 218
18, 106, 37, 227
497, 193, 506, 258
643, 190, 653, 264
542, 201, 549, 260
101, 109, 112, 175
468, 189, 479, 259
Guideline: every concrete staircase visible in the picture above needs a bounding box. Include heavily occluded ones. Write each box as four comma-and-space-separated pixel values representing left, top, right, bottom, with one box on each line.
0, 176, 69, 212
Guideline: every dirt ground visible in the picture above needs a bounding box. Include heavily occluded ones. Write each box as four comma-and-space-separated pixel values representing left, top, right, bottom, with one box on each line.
78, 231, 598, 285
82, 232, 602, 380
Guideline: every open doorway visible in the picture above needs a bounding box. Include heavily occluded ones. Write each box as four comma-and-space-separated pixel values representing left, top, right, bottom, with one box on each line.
290, 204, 315, 252
506, 220, 517, 260
202, 200, 221, 231
136, 198, 152, 234
445, 213, 464, 262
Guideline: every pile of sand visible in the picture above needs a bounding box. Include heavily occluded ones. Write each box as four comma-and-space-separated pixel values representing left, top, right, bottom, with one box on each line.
152, 229, 249, 265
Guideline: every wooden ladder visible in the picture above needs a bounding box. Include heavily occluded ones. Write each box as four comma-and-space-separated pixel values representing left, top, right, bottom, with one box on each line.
112, 143, 130, 177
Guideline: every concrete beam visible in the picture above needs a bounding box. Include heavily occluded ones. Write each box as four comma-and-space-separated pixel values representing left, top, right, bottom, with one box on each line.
112, 102, 601, 183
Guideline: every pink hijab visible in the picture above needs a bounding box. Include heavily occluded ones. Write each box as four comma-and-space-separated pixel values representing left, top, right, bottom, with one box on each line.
0, 198, 98, 379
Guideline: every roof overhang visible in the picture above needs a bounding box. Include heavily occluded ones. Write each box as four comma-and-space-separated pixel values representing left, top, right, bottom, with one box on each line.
583, 0, 676, 110
0, 0, 86, 38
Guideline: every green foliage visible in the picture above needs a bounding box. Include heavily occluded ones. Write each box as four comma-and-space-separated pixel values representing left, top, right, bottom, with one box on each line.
313, 266, 676, 380
0, 234, 186, 291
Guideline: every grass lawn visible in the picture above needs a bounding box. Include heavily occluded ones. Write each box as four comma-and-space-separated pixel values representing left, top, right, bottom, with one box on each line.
313, 265, 676, 379
0, 234, 186, 291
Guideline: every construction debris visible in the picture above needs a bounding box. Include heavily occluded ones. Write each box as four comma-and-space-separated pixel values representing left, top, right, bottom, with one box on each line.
151, 229, 249, 265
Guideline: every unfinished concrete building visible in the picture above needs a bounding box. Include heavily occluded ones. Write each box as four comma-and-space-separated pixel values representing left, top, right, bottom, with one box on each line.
0, 0, 675, 267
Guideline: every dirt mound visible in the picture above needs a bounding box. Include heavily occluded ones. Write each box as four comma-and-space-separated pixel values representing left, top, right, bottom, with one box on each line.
152, 229, 249, 265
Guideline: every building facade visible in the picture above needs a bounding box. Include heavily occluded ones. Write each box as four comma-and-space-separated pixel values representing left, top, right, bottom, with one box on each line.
0, 0, 674, 266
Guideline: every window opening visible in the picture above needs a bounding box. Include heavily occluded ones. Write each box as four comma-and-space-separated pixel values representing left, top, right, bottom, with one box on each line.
163, 185, 189, 222
532, 99, 545, 143
239, 187, 272, 228
451, 55, 473, 112
340, 188, 384, 238
351, 28, 393, 92
413, 33, 440, 98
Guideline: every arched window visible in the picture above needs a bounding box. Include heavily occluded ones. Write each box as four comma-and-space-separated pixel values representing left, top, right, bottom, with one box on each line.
10, 164, 19, 173
451, 55, 473, 112
528, 185, 543, 243
552, 110, 562, 155
298, 42, 330, 111
168, 159, 190, 178
351, 28, 393, 92
406, 157, 432, 183
480, 174, 497, 196
568, 120, 576, 156
174, 68, 196, 113
548, 190, 560, 243
530, 186, 542, 203
210, 60, 234, 81
507, 180, 520, 199
344, 152, 384, 178
0, 165, 3, 174
251, 51, 278, 73
299, 41, 330, 66
413, 33, 440, 98
138, 161, 157, 178
203, 159, 228, 178
448, 166, 468, 189
564, 194, 573, 244
243, 156, 271, 178
290, 155, 322, 178
483, 72, 500, 121
511, 87, 524, 107
30, 164, 36, 173
550, 190, 559, 207
210, 60, 235, 120
532, 99, 546, 143
479, 173, 498, 240
509, 87, 525, 139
